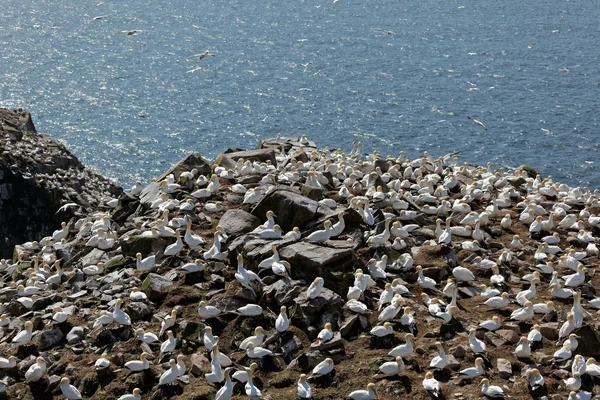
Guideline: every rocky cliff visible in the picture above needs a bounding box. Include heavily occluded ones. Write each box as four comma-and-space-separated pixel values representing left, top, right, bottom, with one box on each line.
0, 108, 122, 258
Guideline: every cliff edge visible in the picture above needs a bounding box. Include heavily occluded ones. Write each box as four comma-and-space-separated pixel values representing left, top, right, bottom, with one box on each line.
0, 108, 122, 258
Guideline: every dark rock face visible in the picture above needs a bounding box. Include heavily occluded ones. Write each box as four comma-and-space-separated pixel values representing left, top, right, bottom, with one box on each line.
251, 188, 334, 232
279, 242, 355, 295
218, 209, 261, 239
0, 108, 122, 258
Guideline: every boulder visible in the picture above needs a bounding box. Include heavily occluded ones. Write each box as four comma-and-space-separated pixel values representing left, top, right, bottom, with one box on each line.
573, 325, 600, 357
125, 302, 153, 322
497, 358, 512, 379
80, 248, 107, 267
263, 280, 302, 307
216, 148, 277, 169
279, 242, 355, 296
120, 236, 167, 257
141, 273, 174, 302
251, 188, 334, 232
66, 327, 85, 345
484, 331, 509, 348
218, 209, 261, 239
38, 327, 65, 350
495, 329, 519, 344
158, 153, 211, 183
539, 323, 559, 341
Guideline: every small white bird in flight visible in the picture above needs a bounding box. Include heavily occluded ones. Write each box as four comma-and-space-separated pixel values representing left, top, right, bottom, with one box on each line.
187, 51, 214, 61
55, 203, 80, 214
468, 116, 487, 130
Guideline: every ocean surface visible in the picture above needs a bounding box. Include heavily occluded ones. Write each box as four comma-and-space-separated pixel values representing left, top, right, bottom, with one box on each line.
1, 0, 599, 189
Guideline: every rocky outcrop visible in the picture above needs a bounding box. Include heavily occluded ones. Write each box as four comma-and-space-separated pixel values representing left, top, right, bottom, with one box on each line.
0, 108, 122, 258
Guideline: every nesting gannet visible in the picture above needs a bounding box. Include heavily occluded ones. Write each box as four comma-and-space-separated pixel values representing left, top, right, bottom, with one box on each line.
215, 368, 233, 400
312, 358, 334, 377
345, 299, 371, 314
515, 337, 532, 358
276, 305, 290, 332
370, 321, 393, 337
296, 373, 312, 399
159, 330, 177, 359
113, 299, 131, 326
246, 342, 272, 359
554, 346, 572, 362
307, 277, 324, 299
202, 326, 217, 351
198, 301, 222, 319
455, 357, 485, 380
416, 265, 438, 291
136, 328, 159, 344
349, 383, 377, 400
469, 328, 487, 354
317, 322, 334, 342
25, 357, 46, 381
240, 326, 265, 350
235, 304, 263, 317
124, 352, 150, 372
117, 388, 142, 400
12, 321, 33, 346
572, 354, 586, 376
52, 306, 68, 323
92, 352, 110, 371
484, 292, 510, 309
159, 359, 179, 385
136, 252, 156, 272
564, 373, 582, 391
585, 358, 600, 376
92, 310, 114, 329
260, 224, 283, 240
480, 378, 505, 398
0, 356, 16, 369
423, 371, 441, 398
564, 333, 580, 351
479, 316, 501, 331
389, 333, 414, 357
307, 220, 333, 243
245, 363, 262, 397
510, 301, 534, 321
430, 342, 447, 370
559, 313, 577, 339
258, 244, 280, 269
60, 377, 82, 399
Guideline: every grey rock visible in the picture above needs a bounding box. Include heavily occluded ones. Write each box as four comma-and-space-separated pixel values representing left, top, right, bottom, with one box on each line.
531, 352, 553, 365
81, 248, 107, 267
218, 209, 261, 239
310, 332, 343, 352
497, 358, 512, 379
279, 242, 355, 296
484, 331, 508, 347
495, 329, 519, 344
66, 327, 85, 345
191, 353, 210, 376
251, 188, 334, 232
38, 327, 65, 350
142, 273, 174, 302
125, 302, 153, 322
263, 280, 302, 307
539, 323, 559, 341
119, 236, 167, 258
572, 325, 600, 357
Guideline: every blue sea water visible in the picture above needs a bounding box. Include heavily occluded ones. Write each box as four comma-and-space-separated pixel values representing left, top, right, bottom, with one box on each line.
1, 0, 599, 189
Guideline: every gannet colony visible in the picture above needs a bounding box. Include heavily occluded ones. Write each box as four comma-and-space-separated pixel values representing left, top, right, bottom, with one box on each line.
1, 107, 600, 400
